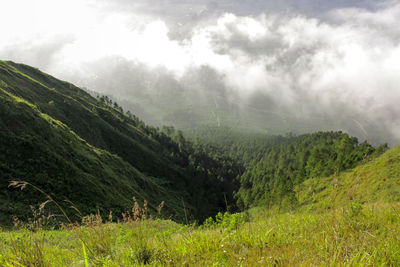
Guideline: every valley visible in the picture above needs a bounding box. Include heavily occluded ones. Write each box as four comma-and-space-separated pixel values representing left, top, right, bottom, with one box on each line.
0, 61, 399, 265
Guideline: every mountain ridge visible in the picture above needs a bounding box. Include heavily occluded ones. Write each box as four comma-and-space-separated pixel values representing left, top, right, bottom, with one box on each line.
0, 60, 238, 225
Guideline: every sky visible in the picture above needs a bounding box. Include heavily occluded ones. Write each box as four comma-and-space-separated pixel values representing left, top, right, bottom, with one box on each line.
0, 0, 399, 145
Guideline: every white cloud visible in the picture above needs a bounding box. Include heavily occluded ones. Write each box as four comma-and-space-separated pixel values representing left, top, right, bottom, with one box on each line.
1, 0, 400, 144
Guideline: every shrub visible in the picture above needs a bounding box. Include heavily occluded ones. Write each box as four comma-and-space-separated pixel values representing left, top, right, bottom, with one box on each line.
203, 212, 248, 231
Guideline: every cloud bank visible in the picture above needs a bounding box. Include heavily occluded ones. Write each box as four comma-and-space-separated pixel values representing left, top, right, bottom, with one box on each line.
0, 0, 399, 145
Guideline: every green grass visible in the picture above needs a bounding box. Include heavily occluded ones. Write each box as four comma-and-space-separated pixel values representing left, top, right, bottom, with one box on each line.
2, 142, 400, 265
296, 146, 400, 211
4, 146, 398, 266
2, 144, 398, 265
1, 203, 400, 266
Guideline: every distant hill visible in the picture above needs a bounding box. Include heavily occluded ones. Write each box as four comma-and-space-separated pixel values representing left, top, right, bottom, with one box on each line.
0, 61, 238, 225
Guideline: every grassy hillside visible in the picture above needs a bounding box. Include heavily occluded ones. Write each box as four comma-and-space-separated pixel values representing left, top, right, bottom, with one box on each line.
0, 60, 238, 225
0, 74, 183, 225
0, 61, 185, 184
3, 207, 399, 266
1, 147, 400, 266
296, 146, 400, 210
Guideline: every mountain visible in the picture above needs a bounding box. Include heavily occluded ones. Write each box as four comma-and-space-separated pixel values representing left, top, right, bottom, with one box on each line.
0, 60, 389, 227
0, 61, 238, 225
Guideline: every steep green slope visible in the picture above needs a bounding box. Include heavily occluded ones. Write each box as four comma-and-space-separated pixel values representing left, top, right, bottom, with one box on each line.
0, 61, 184, 183
296, 146, 400, 209
0, 85, 189, 225
0, 61, 238, 225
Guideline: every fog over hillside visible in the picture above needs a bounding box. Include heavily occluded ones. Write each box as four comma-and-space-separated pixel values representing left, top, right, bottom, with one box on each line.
1, 0, 399, 145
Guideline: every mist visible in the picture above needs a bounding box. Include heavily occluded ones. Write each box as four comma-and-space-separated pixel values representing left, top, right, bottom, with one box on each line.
0, 0, 399, 145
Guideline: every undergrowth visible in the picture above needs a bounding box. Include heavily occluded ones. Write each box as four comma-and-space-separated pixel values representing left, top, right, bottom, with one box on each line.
3, 177, 400, 266
2, 202, 400, 266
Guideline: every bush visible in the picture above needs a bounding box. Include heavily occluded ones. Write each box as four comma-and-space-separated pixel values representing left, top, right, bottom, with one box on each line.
203, 212, 248, 231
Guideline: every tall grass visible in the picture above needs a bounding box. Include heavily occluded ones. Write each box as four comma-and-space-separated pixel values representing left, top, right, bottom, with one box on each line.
1, 202, 400, 266
3, 180, 400, 266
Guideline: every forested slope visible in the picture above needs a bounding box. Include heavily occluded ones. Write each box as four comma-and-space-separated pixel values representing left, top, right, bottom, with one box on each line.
0, 61, 239, 225
188, 127, 387, 209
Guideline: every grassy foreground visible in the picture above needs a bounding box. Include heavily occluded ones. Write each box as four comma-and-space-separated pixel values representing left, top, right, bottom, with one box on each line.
2, 147, 399, 266
1, 202, 400, 266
